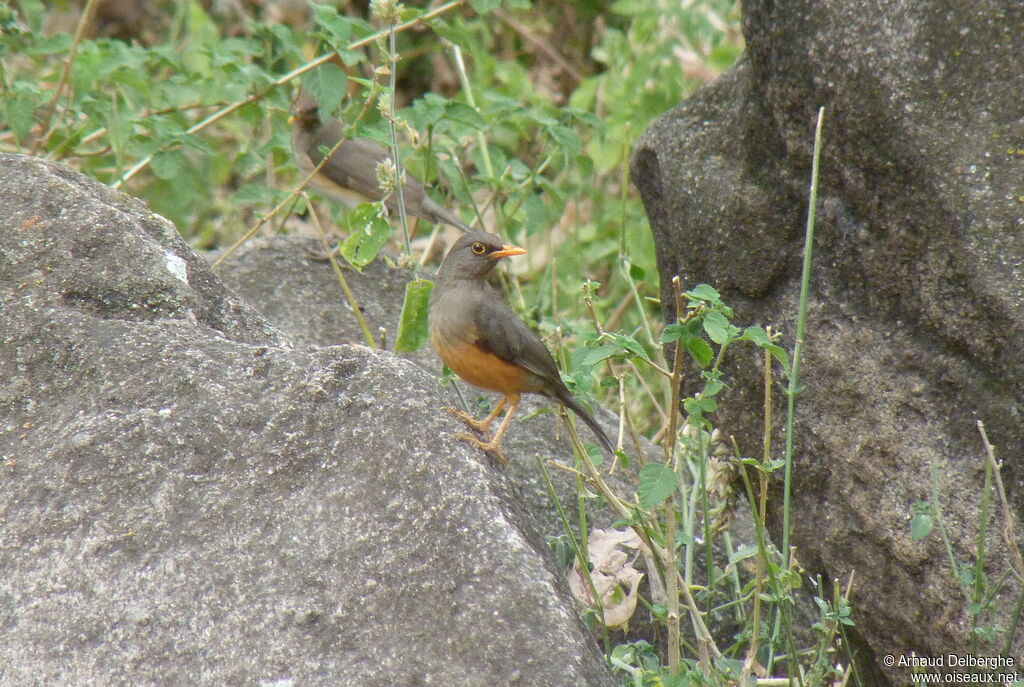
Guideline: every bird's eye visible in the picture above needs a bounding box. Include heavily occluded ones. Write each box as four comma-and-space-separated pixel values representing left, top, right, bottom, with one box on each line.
471, 242, 486, 255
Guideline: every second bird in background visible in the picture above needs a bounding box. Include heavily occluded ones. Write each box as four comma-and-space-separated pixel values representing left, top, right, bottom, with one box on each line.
290, 90, 473, 233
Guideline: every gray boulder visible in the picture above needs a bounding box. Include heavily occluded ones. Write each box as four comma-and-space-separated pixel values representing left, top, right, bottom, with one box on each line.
632, 0, 1023, 680
0, 153, 616, 686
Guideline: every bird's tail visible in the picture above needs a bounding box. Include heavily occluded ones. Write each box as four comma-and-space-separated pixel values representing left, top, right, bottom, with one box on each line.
558, 392, 616, 457
423, 197, 473, 233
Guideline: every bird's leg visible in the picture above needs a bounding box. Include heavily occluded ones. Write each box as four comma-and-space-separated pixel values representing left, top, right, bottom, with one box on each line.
444, 397, 507, 436
455, 395, 520, 466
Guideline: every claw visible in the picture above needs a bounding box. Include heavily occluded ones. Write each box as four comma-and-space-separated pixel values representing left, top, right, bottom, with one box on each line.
455, 433, 508, 466
444, 406, 493, 435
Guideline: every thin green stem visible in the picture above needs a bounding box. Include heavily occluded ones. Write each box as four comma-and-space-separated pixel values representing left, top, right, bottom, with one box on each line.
972, 443, 993, 650
384, 17, 416, 275
31, 0, 101, 156
931, 462, 973, 604
664, 275, 688, 674
533, 453, 610, 656
306, 193, 377, 348
782, 105, 825, 567
772, 105, 825, 676
450, 44, 494, 179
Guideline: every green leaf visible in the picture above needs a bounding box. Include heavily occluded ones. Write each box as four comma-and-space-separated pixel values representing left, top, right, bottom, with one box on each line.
714, 657, 745, 682
578, 344, 621, 368
659, 322, 686, 343
25, 32, 71, 56
150, 149, 186, 180
742, 326, 791, 372
687, 283, 721, 303
230, 183, 284, 205
741, 325, 770, 346
685, 337, 714, 368
910, 511, 933, 542
303, 63, 347, 117
311, 4, 352, 44
683, 396, 716, 415
339, 204, 392, 269
470, 0, 501, 12
638, 462, 677, 509
3, 82, 39, 143
702, 376, 725, 397
602, 332, 651, 363
394, 279, 433, 353
408, 92, 448, 128
703, 310, 739, 345
729, 544, 759, 565
439, 101, 487, 131
763, 343, 791, 373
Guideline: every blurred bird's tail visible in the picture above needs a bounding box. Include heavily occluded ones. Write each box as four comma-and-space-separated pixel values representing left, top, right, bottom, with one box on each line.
558, 393, 616, 457
423, 197, 473, 233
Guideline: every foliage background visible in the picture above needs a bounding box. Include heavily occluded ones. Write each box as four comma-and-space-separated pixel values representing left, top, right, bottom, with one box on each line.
1, 0, 742, 429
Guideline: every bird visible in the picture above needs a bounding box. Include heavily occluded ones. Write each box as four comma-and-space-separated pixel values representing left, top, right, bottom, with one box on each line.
290, 91, 473, 233
428, 231, 615, 464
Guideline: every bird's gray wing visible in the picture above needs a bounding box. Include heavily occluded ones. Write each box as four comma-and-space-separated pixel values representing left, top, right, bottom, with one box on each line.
472, 294, 562, 387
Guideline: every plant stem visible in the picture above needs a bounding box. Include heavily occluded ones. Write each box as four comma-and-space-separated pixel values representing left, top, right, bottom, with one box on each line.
450, 44, 494, 180
384, 16, 416, 275
306, 194, 377, 348
533, 453, 609, 654
664, 275, 689, 674
31, 0, 101, 156
772, 105, 825, 675
782, 105, 824, 567
972, 433, 993, 651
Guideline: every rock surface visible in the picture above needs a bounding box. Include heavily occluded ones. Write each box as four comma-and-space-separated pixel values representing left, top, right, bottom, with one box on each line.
632, 0, 1023, 681
0, 153, 616, 686
211, 235, 643, 540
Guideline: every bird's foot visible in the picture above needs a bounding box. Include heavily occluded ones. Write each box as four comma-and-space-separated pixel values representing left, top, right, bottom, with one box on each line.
454, 432, 508, 466
443, 406, 494, 435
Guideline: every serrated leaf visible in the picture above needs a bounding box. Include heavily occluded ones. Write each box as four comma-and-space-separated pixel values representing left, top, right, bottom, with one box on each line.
683, 396, 716, 415
729, 544, 759, 564
638, 462, 677, 509
303, 63, 347, 117
742, 325, 770, 346
470, 0, 501, 11
659, 323, 686, 343
26, 32, 71, 56
603, 332, 651, 363
910, 512, 933, 542
687, 283, 721, 302
4, 85, 38, 143
339, 204, 391, 269
545, 123, 581, 158
579, 344, 621, 368
230, 183, 282, 205
702, 376, 725, 397
703, 310, 739, 344
685, 337, 714, 367
312, 4, 352, 44
394, 279, 433, 352
150, 149, 186, 180
441, 101, 487, 131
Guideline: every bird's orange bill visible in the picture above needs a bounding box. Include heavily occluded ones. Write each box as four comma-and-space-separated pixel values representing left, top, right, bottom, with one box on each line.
490, 244, 526, 260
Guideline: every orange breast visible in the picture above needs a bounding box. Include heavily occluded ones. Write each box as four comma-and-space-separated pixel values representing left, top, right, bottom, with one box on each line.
433, 337, 528, 395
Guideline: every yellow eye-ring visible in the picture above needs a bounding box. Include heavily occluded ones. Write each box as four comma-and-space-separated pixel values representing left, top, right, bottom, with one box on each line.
471, 242, 486, 255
